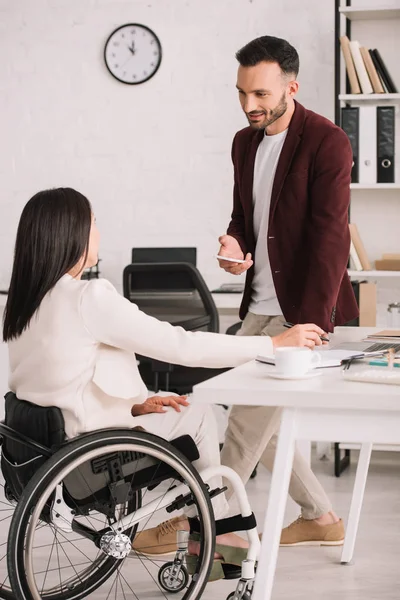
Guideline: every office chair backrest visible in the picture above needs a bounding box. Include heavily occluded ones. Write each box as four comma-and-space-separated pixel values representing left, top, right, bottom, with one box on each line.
131, 248, 197, 293
131, 247, 197, 266
123, 262, 219, 333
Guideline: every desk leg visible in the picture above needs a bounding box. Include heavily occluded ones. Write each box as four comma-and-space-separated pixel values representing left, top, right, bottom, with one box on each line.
253, 408, 297, 600
340, 442, 372, 564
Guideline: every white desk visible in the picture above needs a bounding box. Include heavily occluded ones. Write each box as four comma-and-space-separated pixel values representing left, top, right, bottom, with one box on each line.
193, 327, 400, 600
211, 293, 242, 311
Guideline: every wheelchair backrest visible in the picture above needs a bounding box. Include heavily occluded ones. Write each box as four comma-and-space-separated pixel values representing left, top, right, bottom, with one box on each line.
1, 392, 65, 500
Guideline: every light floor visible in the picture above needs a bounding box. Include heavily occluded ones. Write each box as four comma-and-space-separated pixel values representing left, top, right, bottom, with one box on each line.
206, 448, 400, 600
1, 446, 399, 599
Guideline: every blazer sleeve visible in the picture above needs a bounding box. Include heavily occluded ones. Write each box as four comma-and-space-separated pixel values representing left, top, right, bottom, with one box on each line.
298, 128, 352, 332
79, 279, 273, 366
226, 133, 247, 255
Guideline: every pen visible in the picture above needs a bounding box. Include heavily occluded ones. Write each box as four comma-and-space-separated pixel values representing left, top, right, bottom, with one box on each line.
283, 322, 330, 343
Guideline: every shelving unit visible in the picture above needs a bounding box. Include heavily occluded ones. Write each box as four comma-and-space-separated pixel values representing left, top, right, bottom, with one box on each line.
334, 1, 400, 477
338, 6, 400, 20
339, 93, 400, 102
350, 182, 400, 189
348, 269, 400, 278
335, 0, 400, 278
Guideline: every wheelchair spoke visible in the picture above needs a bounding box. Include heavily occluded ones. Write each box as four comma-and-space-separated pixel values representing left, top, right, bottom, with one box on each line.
113, 567, 139, 600
41, 530, 57, 594
35, 561, 93, 576
54, 531, 63, 596
50, 525, 95, 564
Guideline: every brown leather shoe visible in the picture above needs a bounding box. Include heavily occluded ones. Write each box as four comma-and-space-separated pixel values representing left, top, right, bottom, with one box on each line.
280, 516, 345, 546
132, 516, 189, 556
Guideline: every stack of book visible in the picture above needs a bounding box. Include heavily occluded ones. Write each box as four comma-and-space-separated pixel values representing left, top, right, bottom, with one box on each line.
340, 35, 398, 94
349, 223, 371, 271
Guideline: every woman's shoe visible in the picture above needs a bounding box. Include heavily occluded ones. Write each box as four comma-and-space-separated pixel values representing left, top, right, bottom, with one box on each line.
185, 533, 248, 582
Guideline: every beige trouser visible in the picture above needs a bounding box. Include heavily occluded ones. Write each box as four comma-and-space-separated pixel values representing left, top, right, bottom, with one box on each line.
220, 312, 332, 519
139, 392, 229, 519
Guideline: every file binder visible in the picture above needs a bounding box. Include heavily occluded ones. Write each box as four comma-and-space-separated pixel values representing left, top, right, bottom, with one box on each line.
341, 107, 359, 183
359, 106, 377, 185
377, 106, 395, 183
371, 49, 398, 94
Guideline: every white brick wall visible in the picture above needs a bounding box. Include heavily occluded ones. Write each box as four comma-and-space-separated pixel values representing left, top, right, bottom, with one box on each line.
0, 0, 398, 320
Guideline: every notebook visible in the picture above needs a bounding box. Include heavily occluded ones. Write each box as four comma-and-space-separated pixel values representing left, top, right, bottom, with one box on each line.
256, 349, 362, 369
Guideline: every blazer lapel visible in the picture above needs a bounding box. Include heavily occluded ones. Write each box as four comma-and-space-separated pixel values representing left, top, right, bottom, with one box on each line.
269, 101, 306, 220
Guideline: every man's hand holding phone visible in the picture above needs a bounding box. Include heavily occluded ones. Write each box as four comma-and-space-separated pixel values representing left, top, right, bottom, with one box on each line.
217, 235, 253, 275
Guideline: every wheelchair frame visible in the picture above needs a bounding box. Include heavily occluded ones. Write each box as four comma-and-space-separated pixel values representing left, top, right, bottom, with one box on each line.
0, 417, 260, 600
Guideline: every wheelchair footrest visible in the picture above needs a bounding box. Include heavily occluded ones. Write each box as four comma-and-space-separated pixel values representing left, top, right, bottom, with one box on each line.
189, 513, 257, 536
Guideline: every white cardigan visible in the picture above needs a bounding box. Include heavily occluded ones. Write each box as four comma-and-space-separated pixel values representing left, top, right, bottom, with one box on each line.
8, 275, 273, 438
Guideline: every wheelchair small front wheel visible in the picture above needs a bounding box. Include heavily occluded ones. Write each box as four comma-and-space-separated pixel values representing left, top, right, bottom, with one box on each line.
158, 561, 189, 593
227, 592, 252, 600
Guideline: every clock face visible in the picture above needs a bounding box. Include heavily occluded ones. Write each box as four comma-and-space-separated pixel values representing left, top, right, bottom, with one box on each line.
104, 24, 162, 85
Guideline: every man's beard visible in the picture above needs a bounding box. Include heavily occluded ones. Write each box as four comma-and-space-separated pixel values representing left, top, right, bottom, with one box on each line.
246, 91, 288, 130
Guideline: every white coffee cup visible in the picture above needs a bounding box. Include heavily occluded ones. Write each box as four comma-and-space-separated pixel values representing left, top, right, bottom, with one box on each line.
274, 347, 322, 377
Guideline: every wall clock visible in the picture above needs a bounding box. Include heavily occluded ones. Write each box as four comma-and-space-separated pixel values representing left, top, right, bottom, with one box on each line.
104, 23, 162, 85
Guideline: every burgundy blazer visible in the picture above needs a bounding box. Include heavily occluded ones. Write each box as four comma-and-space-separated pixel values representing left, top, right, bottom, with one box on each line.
227, 100, 359, 333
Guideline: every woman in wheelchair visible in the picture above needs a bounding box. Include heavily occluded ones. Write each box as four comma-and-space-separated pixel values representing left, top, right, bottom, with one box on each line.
1, 188, 324, 600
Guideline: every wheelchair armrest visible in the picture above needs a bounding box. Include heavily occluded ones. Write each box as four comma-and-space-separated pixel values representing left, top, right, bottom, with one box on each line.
170, 435, 199, 462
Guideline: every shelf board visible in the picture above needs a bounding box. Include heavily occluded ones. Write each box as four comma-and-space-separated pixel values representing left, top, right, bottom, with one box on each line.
350, 183, 400, 190
339, 93, 400, 102
339, 443, 400, 452
348, 270, 400, 278
339, 6, 400, 21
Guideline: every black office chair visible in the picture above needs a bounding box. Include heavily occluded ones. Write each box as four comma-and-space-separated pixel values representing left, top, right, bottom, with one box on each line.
123, 261, 226, 394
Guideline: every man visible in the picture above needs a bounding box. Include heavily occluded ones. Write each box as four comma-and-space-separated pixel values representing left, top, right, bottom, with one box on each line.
132, 35, 358, 556
217, 35, 358, 546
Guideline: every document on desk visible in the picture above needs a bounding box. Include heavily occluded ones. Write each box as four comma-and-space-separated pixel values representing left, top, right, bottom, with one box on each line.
256, 349, 362, 369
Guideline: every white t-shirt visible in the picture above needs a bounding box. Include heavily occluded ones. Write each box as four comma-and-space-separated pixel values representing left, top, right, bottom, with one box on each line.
249, 129, 288, 316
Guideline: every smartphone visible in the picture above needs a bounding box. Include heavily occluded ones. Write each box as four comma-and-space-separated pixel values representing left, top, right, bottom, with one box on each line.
215, 255, 246, 264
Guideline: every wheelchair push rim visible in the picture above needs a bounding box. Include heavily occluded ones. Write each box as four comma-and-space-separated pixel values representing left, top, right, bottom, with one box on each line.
0, 474, 17, 599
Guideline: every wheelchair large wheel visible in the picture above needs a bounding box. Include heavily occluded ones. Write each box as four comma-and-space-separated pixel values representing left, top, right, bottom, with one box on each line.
8, 429, 215, 600
0, 472, 18, 599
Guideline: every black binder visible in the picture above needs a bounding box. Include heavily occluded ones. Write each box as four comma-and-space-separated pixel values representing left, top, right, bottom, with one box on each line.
341, 107, 359, 184
377, 106, 395, 183
371, 49, 398, 94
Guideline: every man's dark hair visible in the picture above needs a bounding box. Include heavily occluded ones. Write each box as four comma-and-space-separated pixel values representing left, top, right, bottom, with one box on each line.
3, 188, 92, 341
236, 35, 299, 77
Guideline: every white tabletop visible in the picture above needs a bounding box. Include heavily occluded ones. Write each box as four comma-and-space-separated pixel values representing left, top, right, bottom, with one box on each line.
211, 293, 242, 310
193, 327, 400, 412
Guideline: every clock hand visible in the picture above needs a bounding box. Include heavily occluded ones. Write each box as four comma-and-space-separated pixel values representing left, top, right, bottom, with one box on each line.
120, 54, 134, 69
128, 42, 135, 55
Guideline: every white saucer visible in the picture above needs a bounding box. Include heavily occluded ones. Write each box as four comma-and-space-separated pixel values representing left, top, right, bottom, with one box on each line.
267, 371, 322, 380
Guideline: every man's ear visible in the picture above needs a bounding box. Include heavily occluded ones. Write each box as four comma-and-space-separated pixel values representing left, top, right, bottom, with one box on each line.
287, 79, 299, 98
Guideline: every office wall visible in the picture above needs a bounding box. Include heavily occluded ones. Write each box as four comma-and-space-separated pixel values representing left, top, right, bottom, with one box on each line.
0, 0, 335, 292
1, 0, 398, 321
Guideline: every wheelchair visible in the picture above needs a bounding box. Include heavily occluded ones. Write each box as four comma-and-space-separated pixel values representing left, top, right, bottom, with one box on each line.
0, 392, 260, 600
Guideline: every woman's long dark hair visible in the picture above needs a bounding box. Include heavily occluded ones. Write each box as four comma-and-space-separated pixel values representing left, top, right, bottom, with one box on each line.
3, 188, 92, 341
